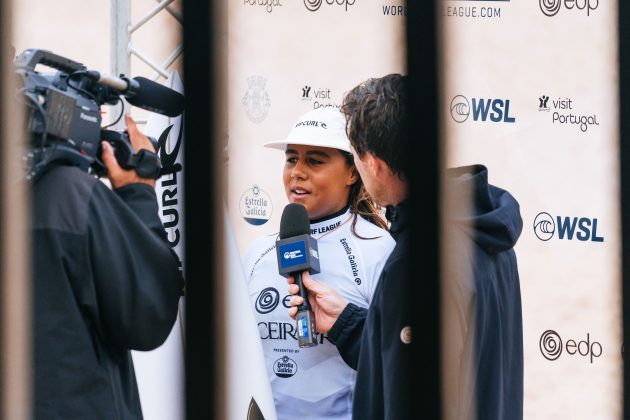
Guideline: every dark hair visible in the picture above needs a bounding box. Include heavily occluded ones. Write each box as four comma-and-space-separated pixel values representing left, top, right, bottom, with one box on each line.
342, 152, 389, 236
341, 74, 407, 179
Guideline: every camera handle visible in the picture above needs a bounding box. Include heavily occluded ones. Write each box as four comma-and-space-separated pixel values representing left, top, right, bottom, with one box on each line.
15, 49, 85, 74
99, 129, 162, 180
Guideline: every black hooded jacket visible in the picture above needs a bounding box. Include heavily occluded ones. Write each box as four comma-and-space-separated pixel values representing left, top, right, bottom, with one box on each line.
328, 164, 523, 420
31, 165, 184, 420
444, 165, 523, 420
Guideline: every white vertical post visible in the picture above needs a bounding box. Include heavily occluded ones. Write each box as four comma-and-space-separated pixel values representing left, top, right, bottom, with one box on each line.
110, 0, 131, 130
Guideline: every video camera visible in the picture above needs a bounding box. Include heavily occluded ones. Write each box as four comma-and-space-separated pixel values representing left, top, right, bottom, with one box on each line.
14, 49, 185, 180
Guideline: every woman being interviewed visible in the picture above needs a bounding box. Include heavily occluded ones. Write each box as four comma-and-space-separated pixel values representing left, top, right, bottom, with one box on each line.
243, 107, 395, 420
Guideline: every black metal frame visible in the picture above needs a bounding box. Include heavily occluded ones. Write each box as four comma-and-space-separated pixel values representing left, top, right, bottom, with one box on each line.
182, 0, 216, 418
619, 1, 629, 418
407, 0, 442, 417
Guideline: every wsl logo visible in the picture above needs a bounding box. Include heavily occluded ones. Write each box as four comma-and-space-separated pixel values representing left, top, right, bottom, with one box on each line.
539, 0, 598, 17
533, 212, 604, 242
449, 95, 516, 124
450, 95, 469, 123
240, 185, 273, 226
533, 212, 555, 241
273, 356, 298, 378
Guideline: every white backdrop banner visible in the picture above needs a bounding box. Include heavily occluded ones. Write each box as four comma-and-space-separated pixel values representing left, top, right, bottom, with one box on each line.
132, 71, 185, 420
226, 2, 405, 418
227, 0, 406, 252
440, 1, 621, 418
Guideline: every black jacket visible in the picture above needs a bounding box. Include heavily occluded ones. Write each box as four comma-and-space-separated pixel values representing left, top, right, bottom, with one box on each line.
328, 201, 413, 420
444, 165, 523, 420
328, 165, 523, 420
32, 165, 183, 420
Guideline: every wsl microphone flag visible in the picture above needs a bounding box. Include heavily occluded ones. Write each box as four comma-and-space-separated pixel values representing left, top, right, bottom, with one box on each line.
225, 206, 278, 420
277, 203, 319, 348
131, 71, 185, 420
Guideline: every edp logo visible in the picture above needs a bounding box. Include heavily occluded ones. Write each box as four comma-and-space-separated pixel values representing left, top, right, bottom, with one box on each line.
539, 0, 598, 17
539, 330, 602, 364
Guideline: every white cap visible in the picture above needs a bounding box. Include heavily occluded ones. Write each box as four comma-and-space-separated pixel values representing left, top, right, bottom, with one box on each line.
263, 107, 350, 153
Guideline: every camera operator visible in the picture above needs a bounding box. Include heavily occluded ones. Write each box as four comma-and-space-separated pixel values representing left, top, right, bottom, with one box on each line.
31, 114, 184, 419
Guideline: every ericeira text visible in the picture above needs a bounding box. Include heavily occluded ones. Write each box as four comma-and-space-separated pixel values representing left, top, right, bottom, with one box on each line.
259, 322, 331, 344
244, 0, 282, 13
157, 124, 184, 271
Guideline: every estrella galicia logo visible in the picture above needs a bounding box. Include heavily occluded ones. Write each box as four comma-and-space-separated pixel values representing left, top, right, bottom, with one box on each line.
539, 0, 598, 17
539, 330, 603, 363
304, 0, 355, 12
538, 95, 550, 112
243, 76, 270, 123
240, 185, 273, 226
449, 95, 515, 124
273, 356, 298, 378
450, 95, 469, 123
255, 287, 280, 314
533, 212, 555, 241
540, 330, 562, 361
533, 212, 604, 242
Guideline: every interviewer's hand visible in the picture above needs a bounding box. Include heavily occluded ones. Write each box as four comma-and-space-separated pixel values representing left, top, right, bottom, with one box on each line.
101, 114, 156, 189
288, 272, 348, 334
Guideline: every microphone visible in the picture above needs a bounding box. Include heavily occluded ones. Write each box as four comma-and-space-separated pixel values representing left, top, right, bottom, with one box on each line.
276, 203, 320, 348
87, 71, 185, 117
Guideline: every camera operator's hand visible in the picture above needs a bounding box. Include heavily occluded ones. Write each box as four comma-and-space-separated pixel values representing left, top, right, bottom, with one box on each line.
101, 114, 157, 189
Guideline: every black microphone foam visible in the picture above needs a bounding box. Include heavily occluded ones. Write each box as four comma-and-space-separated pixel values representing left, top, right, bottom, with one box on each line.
126, 76, 185, 117
279, 203, 310, 239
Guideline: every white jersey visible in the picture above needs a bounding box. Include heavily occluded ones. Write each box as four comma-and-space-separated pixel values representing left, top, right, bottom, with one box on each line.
242, 209, 395, 420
